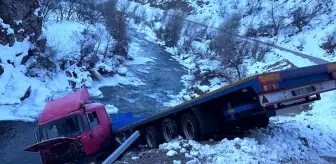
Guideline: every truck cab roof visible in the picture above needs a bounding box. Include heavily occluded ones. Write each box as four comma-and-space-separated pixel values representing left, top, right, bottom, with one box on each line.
39, 88, 90, 124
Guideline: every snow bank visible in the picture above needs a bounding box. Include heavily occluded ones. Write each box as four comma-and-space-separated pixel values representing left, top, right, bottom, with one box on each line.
0, 63, 70, 121
0, 37, 31, 67
166, 150, 178, 156
105, 104, 119, 114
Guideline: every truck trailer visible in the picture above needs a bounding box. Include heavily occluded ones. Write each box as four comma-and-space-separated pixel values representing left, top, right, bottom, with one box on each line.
24, 62, 336, 164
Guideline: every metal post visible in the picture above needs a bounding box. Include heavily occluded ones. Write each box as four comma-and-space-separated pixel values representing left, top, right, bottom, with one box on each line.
102, 131, 140, 164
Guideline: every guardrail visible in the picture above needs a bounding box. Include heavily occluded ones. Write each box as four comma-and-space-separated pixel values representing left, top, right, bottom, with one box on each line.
102, 131, 140, 164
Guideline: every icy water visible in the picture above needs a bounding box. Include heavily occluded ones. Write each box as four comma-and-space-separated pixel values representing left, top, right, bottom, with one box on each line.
93, 29, 187, 116
0, 29, 187, 164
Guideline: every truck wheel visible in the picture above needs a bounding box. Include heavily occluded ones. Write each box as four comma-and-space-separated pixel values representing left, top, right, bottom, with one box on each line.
145, 126, 163, 149
181, 113, 201, 141
161, 118, 179, 142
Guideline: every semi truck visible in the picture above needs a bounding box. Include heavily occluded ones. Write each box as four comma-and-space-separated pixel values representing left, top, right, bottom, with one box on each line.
24, 62, 336, 164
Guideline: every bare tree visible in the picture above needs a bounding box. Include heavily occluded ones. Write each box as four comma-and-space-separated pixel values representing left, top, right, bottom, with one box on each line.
75, 0, 102, 24
57, 0, 77, 21
245, 2, 284, 38
39, 0, 60, 22
161, 9, 185, 47
246, 0, 262, 15
268, 1, 285, 37
250, 42, 271, 62
291, 5, 322, 32
69, 28, 101, 69
211, 13, 248, 80
101, 0, 130, 58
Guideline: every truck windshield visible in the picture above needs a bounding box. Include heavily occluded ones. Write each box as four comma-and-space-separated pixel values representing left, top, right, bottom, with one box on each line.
38, 114, 84, 142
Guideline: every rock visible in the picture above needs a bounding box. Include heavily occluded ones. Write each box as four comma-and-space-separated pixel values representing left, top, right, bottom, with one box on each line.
0, 64, 4, 76
173, 160, 181, 164
180, 148, 187, 153
198, 85, 210, 92
117, 66, 127, 76
166, 150, 178, 157
20, 86, 31, 101
182, 95, 192, 101
186, 159, 200, 164
0, 0, 44, 62
193, 85, 210, 95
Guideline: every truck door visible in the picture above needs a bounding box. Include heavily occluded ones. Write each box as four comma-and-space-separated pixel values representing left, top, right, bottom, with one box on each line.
81, 111, 104, 155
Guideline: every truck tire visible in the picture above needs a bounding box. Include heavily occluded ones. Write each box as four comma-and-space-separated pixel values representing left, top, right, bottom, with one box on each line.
161, 118, 179, 142
145, 126, 163, 148
181, 113, 202, 141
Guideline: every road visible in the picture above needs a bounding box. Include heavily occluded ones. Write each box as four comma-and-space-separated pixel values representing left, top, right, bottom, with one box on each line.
273, 45, 329, 65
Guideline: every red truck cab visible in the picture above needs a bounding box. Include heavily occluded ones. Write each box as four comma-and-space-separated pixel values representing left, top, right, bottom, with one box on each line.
24, 88, 113, 164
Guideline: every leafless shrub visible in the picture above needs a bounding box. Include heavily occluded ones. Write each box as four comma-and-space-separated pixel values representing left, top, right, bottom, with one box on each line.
230, 0, 239, 9
39, 0, 60, 22
25, 45, 58, 79
246, 0, 262, 15
250, 42, 271, 62
245, 2, 284, 38
57, 0, 78, 21
76, 29, 101, 68
320, 31, 336, 55
159, 9, 185, 47
101, 0, 130, 58
218, 4, 228, 18
75, 0, 102, 25
132, 4, 142, 24
291, 4, 323, 33
297, 37, 306, 51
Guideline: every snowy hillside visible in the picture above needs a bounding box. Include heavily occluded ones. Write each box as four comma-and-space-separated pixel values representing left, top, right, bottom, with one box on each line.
110, 0, 336, 163
115, 0, 336, 104
0, 0, 150, 120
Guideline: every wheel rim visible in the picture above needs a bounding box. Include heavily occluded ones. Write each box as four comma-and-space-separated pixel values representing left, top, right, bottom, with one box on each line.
146, 131, 154, 148
183, 120, 195, 139
163, 124, 173, 142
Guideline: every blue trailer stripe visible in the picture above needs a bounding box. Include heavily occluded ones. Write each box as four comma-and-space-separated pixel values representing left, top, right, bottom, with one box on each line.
224, 103, 258, 115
